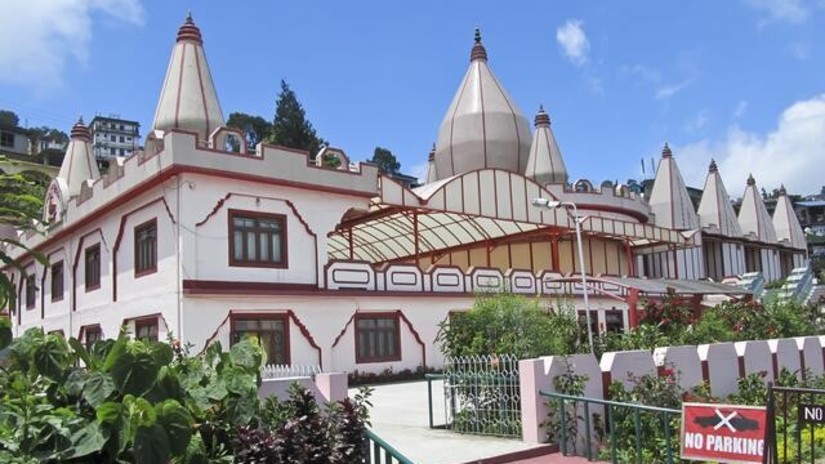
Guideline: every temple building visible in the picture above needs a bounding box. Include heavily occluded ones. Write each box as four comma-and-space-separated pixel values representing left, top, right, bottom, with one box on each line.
3, 16, 808, 372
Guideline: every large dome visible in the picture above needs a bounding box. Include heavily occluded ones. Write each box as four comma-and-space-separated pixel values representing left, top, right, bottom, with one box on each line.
433, 29, 532, 180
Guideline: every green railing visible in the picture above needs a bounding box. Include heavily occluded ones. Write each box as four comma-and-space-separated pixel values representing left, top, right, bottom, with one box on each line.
539, 390, 680, 464
365, 429, 415, 464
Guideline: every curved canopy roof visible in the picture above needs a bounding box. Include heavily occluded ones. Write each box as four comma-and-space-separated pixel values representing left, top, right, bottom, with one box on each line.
328, 169, 690, 263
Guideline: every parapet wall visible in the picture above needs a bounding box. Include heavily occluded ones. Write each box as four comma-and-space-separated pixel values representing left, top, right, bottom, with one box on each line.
520, 336, 825, 444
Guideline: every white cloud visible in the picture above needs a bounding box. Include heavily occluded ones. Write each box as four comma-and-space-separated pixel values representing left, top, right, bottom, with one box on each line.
684, 109, 710, 133
678, 94, 825, 196
556, 20, 590, 67
655, 79, 692, 100
743, 0, 810, 23
788, 42, 810, 60
621, 64, 661, 84
733, 100, 749, 119
0, 0, 144, 91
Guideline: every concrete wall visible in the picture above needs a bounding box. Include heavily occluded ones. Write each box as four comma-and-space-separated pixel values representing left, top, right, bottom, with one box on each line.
521, 337, 825, 444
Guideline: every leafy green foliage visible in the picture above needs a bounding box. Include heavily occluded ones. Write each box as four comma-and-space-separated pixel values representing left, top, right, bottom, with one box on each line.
226, 112, 272, 149
267, 80, 327, 159
370, 147, 400, 174
0, 329, 371, 463
436, 292, 581, 358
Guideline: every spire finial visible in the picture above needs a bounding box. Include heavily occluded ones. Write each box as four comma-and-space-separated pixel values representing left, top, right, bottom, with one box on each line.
70, 116, 90, 141
470, 27, 488, 62
77, 114, 84, 125
428, 143, 436, 162
747, 173, 756, 186
779, 183, 787, 195
177, 10, 203, 44
708, 158, 718, 173
534, 105, 551, 127
661, 142, 672, 158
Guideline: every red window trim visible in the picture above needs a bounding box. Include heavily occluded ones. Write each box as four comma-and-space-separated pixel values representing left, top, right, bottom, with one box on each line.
229, 312, 291, 365
354, 311, 402, 364
227, 209, 289, 269
51, 260, 65, 302
85, 243, 101, 292
134, 218, 158, 278
80, 324, 103, 346
134, 316, 159, 342
25, 272, 36, 310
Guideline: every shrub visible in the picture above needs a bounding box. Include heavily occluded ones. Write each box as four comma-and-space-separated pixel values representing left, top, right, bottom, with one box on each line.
436, 292, 581, 359
0, 328, 371, 463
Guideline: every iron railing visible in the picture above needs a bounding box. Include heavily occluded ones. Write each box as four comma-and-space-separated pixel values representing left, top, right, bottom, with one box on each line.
441, 354, 522, 438
764, 383, 825, 463
425, 373, 447, 429
539, 390, 681, 463
365, 429, 415, 464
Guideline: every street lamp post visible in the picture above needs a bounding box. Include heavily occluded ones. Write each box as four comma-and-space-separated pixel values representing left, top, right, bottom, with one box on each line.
532, 197, 594, 352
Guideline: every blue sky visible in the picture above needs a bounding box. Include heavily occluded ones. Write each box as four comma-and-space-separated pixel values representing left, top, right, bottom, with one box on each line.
2, 0, 825, 195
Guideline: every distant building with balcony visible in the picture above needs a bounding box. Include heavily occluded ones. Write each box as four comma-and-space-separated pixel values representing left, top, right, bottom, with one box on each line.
89, 115, 141, 161
0, 125, 31, 157
795, 197, 825, 257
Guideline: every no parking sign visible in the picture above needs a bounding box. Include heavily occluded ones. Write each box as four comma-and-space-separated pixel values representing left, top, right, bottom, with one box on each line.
680, 402, 767, 464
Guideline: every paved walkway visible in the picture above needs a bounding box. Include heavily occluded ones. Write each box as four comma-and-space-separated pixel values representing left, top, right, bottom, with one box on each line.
353, 379, 550, 464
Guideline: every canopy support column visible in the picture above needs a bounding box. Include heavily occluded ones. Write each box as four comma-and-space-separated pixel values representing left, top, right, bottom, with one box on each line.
623, 240, 636, 277
347, 228, 354, 260
627, 288, 640, 328
550, 236, 560, 271
413, 212, 420, 268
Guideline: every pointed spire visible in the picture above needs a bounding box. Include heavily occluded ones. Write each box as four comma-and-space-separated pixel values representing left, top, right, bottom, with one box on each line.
738, 175, 777, 243
57, 117, 100, 198
152, 12, 225, 143
534, 104, 551, 127
773, 184, 806, 249
525, 105, 568, 185
434, 28, 531, 180
661, 142, 672, 158
426, 143, 437, 184
648, 145, 699, 230
470, 27, 488, 62
698, 160, 742, 237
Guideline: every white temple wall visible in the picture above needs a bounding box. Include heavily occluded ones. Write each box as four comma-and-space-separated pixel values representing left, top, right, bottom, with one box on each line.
178, 173, 367, 287
12, 183, 182, 341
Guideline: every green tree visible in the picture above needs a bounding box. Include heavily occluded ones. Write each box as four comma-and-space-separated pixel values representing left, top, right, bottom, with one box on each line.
370, 147, 400, 174
436, 292, 580, 358
226, 112, 272, 149
0, 110, 19, 128
266, 80, 326, 159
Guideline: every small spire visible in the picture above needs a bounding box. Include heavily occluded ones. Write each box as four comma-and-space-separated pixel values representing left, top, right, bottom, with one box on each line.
177, 11, 203, 44
470, 27, 488, 62
534, 105, 551, 127
708, 158, 718, 173
747, 173, 756, 186
70, 117, 90, 141
428, 143, 435, 162
77, 114, 84, 125
779, 183, 787, 195
661, 142, 672, 158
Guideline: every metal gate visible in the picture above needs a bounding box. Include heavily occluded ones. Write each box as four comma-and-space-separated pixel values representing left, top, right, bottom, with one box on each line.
430, 354, 522, 438
764, 383, 825, 463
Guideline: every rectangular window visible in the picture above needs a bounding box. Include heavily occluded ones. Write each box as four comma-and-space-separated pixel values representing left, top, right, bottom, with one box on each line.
110, 147, 116, 155
0, 132, 13, 147
84, 325, 103, 350
119, 148, 124, 156
135, 318, 159, 342
25, 274, 36, 309
231, 315, 289, 365
85, 244, 101, 291
134, 219, 157, 276
228, 210, 287, 268
355, 314, 401, 363
119, 136, 125, 143
110, 135, 116, 142
51, 261, 64, 302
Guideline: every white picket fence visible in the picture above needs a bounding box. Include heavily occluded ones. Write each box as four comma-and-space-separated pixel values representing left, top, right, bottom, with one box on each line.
260, 364, 323, 379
